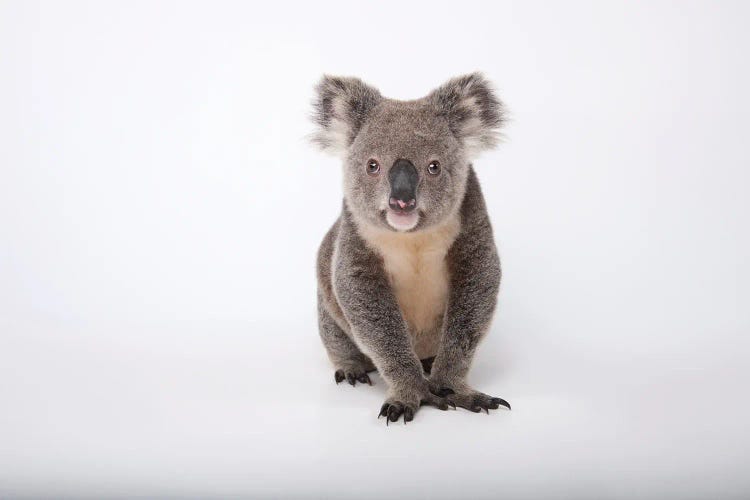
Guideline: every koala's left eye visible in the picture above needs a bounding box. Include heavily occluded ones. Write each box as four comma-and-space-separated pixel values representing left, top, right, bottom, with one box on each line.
366, 159, 380, 176
427, 160, 441, 175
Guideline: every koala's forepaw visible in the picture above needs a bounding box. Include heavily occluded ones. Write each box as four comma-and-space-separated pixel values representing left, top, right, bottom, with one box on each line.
378, 390, 453, 425
429, 384, 510, 413
334, 369, 372, 386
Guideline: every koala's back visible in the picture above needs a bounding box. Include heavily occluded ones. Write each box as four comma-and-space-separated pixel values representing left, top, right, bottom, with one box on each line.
316, 217, 348, 332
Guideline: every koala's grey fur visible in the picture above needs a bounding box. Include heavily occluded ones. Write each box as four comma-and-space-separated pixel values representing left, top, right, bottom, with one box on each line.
312, 73, 510, 424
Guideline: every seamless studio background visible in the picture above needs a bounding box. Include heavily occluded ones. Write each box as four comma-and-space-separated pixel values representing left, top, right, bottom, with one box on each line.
1, 1, 749, 498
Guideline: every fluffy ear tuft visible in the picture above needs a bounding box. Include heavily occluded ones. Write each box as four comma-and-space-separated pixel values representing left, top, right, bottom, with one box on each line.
428, 72, 505, 158
310, 75, 382, 155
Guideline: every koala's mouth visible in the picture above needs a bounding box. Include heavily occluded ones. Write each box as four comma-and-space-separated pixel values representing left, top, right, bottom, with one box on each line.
383, 208, 421, 232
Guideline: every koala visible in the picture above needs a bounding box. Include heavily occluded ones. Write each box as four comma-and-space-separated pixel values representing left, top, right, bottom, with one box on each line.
312, 72, 510, 424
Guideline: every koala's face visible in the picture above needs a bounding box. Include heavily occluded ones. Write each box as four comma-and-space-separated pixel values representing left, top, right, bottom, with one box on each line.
343, 102, 465, 231
311, 73, 504, 232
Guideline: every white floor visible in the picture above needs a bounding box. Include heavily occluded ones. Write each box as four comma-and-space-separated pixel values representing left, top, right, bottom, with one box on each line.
3, 1, 750, 498
2, 314, 748, 499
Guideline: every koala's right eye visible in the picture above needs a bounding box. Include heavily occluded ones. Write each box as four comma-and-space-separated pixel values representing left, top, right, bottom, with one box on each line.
366, 159, 380, 176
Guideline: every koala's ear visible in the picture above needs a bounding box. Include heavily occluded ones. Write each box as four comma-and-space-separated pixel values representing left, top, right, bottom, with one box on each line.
310, 75, 382, 155
428, 72, 505, 158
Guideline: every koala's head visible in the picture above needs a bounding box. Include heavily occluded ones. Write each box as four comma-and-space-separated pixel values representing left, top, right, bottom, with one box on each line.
311, 73, 504, 232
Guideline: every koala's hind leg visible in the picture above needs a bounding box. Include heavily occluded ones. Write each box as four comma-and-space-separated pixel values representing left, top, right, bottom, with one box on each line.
318, 295, 374, 386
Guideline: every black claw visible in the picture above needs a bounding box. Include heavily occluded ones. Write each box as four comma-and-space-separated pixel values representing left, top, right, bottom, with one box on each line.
491, 397, 511, 410
334, 370, 345, 384
483, 407, 489, 414
357, 373, 372, 385
448, 401, 456, 410
404, 407, 414, 422
346, 373, 356, 386
379, 403, 389, 419
421, 397, 450, 411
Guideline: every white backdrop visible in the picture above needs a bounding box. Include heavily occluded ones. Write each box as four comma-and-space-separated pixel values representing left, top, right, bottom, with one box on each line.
2, 1, 749, 498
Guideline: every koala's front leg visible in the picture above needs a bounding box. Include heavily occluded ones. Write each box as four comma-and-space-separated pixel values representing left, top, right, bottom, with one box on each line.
334, 225, 450, 424
429, 218, 511, 413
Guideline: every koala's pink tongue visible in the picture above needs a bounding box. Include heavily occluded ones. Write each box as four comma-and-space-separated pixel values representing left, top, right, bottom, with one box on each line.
386, 210, 419, 231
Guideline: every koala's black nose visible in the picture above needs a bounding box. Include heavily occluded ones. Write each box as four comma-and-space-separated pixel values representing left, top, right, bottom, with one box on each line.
388, 159, 418, 212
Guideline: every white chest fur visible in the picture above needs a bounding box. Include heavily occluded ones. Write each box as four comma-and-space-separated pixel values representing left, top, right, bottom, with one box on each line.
358, 216, 460, 358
